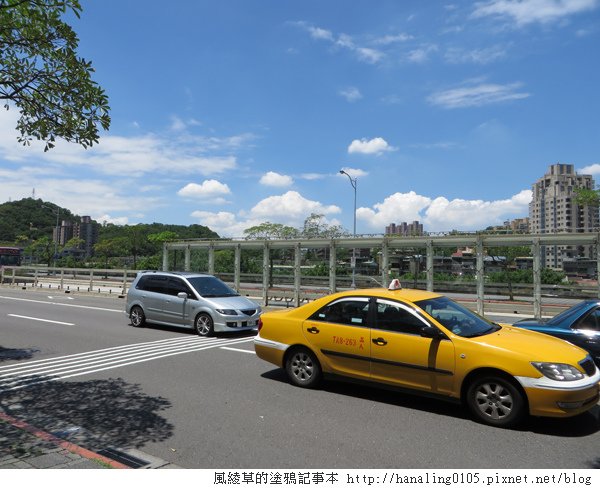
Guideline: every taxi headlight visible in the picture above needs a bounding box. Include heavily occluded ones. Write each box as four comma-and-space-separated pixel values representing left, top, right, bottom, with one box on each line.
532, 362, 584, 381
216, 309, 237, 316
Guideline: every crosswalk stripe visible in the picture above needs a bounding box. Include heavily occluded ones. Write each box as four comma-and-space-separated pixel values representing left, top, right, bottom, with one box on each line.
0, 335, 254, 393
0, 336, 226, 375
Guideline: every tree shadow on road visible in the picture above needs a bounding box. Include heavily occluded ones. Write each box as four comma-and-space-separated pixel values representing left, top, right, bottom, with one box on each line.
0, 345, 39, 363
0, 377, 173, 457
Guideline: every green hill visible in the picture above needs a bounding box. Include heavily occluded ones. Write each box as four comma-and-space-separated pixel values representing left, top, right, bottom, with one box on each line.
0, 198, 220, 246
0, 198, 78, 244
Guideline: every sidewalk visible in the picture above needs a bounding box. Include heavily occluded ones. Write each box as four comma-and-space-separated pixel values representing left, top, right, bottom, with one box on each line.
0, 411, 180, 469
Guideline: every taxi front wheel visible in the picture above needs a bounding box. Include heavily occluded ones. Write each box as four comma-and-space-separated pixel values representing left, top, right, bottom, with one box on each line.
286, 347, 322, 389
466, 375, 525, 428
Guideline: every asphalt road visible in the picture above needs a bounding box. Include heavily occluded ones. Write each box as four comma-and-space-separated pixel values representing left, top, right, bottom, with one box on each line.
0, 288, 599, 469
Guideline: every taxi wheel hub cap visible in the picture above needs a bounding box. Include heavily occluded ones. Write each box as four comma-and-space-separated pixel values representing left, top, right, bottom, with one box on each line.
475, 382, 513, 419
291, 354, 314, 380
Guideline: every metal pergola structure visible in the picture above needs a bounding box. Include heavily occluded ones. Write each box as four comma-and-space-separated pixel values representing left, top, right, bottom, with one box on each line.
162, 232, 600, 318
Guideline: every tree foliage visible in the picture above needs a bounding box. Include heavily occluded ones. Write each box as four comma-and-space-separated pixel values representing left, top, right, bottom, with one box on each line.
0, 197, 76, 243
244, 214, 347, 240
574, 187, 600, 207
0, 0, 110, 150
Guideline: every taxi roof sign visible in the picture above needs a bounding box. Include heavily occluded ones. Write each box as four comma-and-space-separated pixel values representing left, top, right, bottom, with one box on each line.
388, 278, 402, 290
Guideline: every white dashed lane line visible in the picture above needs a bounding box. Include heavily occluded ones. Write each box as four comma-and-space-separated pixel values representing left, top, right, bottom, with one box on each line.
7, 314, 75, 326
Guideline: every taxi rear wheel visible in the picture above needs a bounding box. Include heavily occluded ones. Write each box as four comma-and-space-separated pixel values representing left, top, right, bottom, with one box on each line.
466, 375, 525, 428
285, 347, 322, 389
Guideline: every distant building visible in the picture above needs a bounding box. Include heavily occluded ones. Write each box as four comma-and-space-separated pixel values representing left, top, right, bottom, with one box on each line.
74, 216, 99, 257
53, 220, 73, 246
52, 216, 99, 257
529, 163, 599, 269
486, 217, 530, 233
385, 221, 424, 236
508, 217, 530, 233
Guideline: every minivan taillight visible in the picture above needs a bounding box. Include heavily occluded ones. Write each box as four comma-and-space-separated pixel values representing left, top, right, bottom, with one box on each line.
257, 317, 263, 332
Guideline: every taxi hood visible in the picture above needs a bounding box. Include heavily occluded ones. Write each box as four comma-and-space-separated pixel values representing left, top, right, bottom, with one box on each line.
471, 324, 588, 364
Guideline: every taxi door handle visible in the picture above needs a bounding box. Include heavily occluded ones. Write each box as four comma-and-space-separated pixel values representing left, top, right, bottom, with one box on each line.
307, 326, 320, 334
372, 337, 387, 346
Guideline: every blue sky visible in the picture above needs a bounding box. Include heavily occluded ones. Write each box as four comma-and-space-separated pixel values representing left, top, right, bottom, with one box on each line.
1, 0, 599, 237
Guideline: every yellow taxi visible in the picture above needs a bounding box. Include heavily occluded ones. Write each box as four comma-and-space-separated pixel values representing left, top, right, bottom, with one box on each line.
254, 280, 600, 428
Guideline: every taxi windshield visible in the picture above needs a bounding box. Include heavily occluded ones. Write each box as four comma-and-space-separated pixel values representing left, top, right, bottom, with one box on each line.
414, 296, 500, 338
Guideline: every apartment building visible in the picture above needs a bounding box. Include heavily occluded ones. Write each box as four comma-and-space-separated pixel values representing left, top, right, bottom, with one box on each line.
53, 215, 99, 257
529, 163, 599, 269
385, 221, 424, 236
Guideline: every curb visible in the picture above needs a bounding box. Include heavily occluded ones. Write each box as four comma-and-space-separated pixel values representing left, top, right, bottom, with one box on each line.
0, 411, 130, 469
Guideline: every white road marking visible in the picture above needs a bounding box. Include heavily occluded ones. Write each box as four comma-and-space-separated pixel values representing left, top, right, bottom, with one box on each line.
7, 314, 75, 326
0, 294, 122, 313
0, 335, 254, 392
220, 346, 255, 354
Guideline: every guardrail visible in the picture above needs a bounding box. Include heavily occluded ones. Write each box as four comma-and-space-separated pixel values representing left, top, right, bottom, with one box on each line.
0, 266, 595, 317
0, 266, 137, 296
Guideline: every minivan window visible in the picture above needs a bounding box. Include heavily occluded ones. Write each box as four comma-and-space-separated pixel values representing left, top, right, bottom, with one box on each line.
168, 277, 194, 297
187, 276, 239, 297
137, 275, 168, 294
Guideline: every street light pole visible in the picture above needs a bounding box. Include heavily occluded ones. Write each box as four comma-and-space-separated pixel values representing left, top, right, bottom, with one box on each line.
41, 203, 60, 268
339, 169, 357, 288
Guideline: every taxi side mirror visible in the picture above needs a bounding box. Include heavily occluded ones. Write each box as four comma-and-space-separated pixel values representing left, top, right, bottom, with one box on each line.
420, 325, 446, 340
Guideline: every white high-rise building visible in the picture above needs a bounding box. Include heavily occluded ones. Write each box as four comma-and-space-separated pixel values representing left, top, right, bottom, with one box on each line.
529, 163, 599, 269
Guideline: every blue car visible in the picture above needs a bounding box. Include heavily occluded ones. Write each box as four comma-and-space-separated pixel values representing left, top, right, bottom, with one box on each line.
514, 300, 600, 367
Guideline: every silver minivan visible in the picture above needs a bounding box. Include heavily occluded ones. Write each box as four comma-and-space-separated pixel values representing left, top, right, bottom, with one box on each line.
125, 271, 261, 336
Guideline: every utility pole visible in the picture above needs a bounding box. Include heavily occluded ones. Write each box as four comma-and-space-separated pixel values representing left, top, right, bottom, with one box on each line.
339, 169, 357, 288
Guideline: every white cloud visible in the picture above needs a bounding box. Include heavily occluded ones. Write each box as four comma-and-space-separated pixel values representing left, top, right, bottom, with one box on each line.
428, 82, 530, 108
0, 109, 246, 178
356, 47, 385, 64
471, 0, 599, 26
177, 180, 232, 199
356, 190, 532, 232
425, 190, 532, 230
191, 191, 341, 237
348, 137, 396, 155
578, 163, 600, 175
250, 191, 341, 220
300, 173, 328, 180
356, 192, 433, 228
294, 22, 385, 64
190, 210, 245, 237
406, 44, 438, 63
306, 25, 334, 41
373, 33, 414, 45
259, 171, 294, 187
444, 45, 508, 64
339, 167, 369, 179
339, 87, 363, 102
95, 214, 130, 226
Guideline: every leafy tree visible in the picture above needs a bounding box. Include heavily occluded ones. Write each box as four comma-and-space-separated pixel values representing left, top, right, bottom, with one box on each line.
63, 236, 84, 250
147, 231, 179, 244
1, 0, 110, 150
26, 235, 53, 266
243, 222, 298, 240
574, 187, 600, 207
301, 213, 346, 239
94, 237, 127, 269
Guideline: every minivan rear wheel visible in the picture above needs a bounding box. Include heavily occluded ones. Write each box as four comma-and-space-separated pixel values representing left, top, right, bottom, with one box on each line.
195, 313, 214, 337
